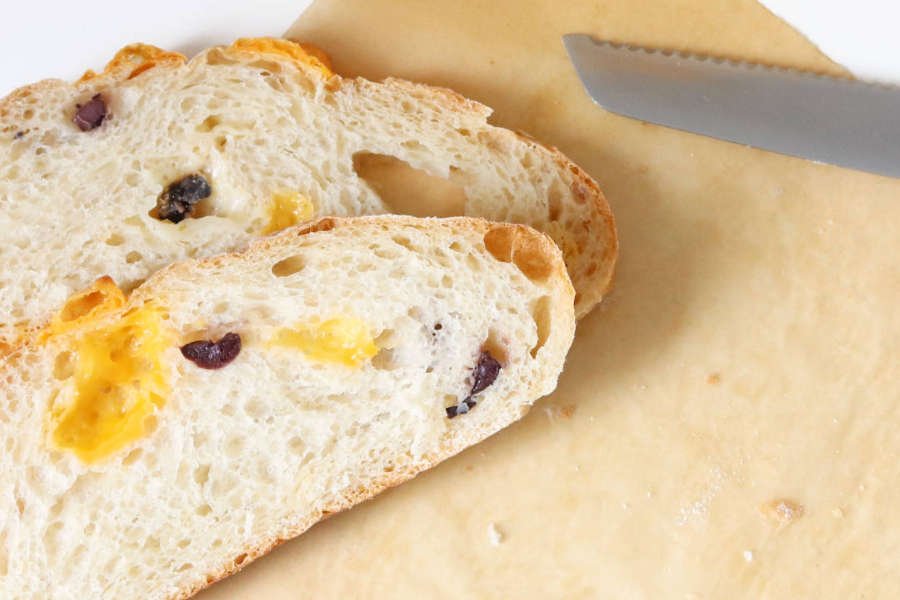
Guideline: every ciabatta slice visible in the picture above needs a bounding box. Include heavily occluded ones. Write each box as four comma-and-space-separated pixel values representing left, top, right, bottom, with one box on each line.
0, 38, 615, 346
0, 216, 575, 600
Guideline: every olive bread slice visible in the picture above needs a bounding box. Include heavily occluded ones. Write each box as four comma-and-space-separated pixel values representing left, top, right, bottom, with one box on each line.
0, 38, 616, 347
0, 215, 575, 600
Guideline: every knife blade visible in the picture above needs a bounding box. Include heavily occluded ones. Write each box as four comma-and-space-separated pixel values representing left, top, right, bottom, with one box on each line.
563, 33, 900, 178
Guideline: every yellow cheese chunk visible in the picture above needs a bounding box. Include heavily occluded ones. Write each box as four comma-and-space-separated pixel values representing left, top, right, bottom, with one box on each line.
264, 190, 315, 235
269, 317, 378, 367
47, 282, 174, 463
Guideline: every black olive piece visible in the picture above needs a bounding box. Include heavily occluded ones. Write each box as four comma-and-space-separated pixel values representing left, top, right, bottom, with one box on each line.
13, 131, 24, 140
156, 174, 212, 223
180, 332, 241, 369
73, 94, 108, 131
469, 350, 501, 395
446, 350, 502, 419
446, 399, 476, 419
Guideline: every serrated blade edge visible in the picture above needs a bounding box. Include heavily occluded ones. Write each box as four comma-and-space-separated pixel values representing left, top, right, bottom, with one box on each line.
563, 33, 900, 178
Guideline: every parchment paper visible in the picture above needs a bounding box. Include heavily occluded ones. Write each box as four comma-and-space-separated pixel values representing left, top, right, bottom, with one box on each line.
200, 1, 900, 597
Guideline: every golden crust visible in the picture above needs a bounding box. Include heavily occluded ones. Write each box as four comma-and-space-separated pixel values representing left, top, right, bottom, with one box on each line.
227, 38, 334, 78
78, 44, 187, 83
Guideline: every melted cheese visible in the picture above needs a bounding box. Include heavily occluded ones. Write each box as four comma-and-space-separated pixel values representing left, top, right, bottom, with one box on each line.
42, 277, 126, 341
46, 281, 174, 463
268, 317, 378, 367
264, 190, 315, 234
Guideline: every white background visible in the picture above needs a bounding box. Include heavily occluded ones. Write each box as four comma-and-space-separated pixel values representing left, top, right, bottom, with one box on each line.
1, 0, 899, 97
760, 0, 900, 83
0, 0, 312, 96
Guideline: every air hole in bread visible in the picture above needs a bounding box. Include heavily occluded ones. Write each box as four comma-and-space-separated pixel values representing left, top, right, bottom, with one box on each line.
121, 447, 143, 466
196, 504, 212, 517
176, 562, 193, 572
43, 521, 63, 556
520, 152, 534, 169
530, 296, 552, 358
372, 347, 398, 371
288, 436, 306, 455
482, 332, 509, 366
196, 115, 222, 132
392, 236, 414, 251
59, 290, 107, 322
224, 436, 244, 458
53, 352, 75, 380
244, 399, 266, 419
352, 152, 468, 218
104, 233, 125, 246
548, 181, 564, 221
143, 414, 158, 435
144, 536, 161, 551
401, 139, 425, 151
125, 251, 143, 264
215, 136, 228, 151
193, 465, 210, 486
483, 225, 553, 283
271, 254, 305, 277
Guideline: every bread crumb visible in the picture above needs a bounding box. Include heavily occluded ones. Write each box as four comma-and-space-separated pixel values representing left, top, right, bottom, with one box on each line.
760, 498, 804, 526
487, 522, 504, 546
743, 550, 754, 562
543, 403, 576, 421
706, 373, 721, 385
832, 507, 844, 518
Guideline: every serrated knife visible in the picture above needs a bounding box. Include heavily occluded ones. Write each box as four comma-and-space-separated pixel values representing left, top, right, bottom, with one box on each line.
563, 33, 900, 178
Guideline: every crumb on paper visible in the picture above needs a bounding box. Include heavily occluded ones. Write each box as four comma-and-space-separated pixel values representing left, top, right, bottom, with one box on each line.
743, 550, 754, 563
760, 498, 805, 526
832, 507, 844, 518
487, 522, 504, 546
676, 468, 725, 526
543, 403, 576, 422
706, 372, 721, 385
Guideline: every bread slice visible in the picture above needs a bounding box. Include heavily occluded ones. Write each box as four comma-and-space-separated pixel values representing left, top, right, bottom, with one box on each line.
0, 38, 616, 347
0, 216, 575, 599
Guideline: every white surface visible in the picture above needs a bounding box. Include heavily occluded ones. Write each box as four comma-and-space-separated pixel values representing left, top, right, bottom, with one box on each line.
0, 0, 312, 97
760, 0, 900, 82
